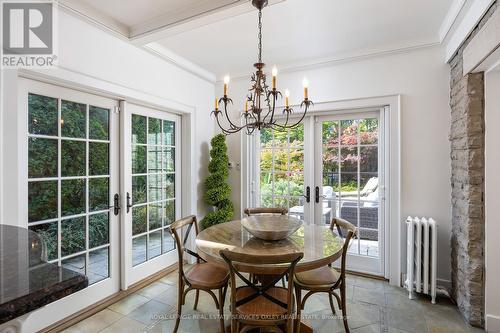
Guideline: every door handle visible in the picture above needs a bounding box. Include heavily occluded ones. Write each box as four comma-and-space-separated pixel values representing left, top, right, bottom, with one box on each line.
301, 186, 311, 203
126, 192, 132, 213
315, 186, 320, 203
110, 193, 120, 216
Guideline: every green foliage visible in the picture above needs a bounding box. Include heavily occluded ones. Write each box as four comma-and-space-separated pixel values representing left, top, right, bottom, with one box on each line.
201, 134, 234, 229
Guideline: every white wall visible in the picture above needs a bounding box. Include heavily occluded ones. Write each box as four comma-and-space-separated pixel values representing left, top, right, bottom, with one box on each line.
485, 68, 500, 333
0, 8, 214, 332
219, 45, 453, 282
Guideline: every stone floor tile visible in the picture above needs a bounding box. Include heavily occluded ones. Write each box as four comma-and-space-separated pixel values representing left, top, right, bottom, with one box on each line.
99, 317, 146, 333
63, 309, 123, 333
386, 306, 429, 333
127, 299, 174, 325
108, 293, 150, 316
354, 286, 386, 307
136, 281, 171, 299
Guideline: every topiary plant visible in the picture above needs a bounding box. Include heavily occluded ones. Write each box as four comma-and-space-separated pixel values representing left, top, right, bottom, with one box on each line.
200, 134, 234, 229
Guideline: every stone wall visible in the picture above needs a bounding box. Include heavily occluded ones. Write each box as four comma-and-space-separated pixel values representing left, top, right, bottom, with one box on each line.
448, 2, 498, 327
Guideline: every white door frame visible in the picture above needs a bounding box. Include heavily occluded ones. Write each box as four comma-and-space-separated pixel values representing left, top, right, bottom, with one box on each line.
6, 68, 198, 332
243, 95, 401, 285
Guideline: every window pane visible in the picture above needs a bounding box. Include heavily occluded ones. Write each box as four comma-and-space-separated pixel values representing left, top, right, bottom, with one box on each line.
148, 231, 162, 259
132, 176, 147, 205
340, 200, 359, 228
260, 128, 273, 148
162, 229, 175, 254
164, 174, 175, 199
148, 146, 162, 173
29, 222, 58, 260
289, 149, 304, 172
29, 137, 58, 178
89, 213, 109, 248
360, 146, 378, 173
260, 195, 274, 208
61, 179, 86, 217
149, 174, 161, 202
274, 150, 288, 172
28, 181, 57, 222
132, 115, 146, 144
340, 147, 358, 173
340, 120, 358, 145
89, 178, 109, 212
359, 118, 378, 144
163, 200, 175, 226
163, 147, 175, 172
62, 254, 86, 275
88, 247, 109, 284
132, 145, 146, 174
289, 125, 304, 147
89, 142, 109, 176
89, 106, 109, 140
273, 130, 288, 149
260, 149, 273, 171
339, 173, 358, 199
289, 173, 304, 197
29, 93, 57, 136
163, 120, 175, 146
132, 206, 147, 235
61, 217, 86, 257
322, 121, 339, 146
149, 202, 163, 230
61, 140, 86, 177
148, 118, 161, 145
132, 236, 147, 266
61, 100, 86, 138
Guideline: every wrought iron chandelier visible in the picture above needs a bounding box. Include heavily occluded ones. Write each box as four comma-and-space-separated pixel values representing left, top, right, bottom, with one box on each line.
212, 0, 313, 135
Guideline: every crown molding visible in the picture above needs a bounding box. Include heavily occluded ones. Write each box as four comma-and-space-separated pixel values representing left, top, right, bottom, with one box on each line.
439, 0, 467, 43
217, 41, 441, 83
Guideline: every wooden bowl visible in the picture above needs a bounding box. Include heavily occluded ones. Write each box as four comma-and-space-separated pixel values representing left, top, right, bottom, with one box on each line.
241, 215, 303, 241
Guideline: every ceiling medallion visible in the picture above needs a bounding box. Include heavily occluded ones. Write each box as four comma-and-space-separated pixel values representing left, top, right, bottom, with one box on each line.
212, 0, 313, 135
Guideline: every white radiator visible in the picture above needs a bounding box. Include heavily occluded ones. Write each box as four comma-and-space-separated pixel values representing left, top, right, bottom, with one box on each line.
405, 216, 437, 304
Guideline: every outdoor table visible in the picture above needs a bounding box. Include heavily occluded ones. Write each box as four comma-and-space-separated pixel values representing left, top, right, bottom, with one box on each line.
196, 218, 344, 333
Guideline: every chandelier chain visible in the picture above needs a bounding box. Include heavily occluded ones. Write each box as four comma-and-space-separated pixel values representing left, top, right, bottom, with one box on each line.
258, 9, 263, 63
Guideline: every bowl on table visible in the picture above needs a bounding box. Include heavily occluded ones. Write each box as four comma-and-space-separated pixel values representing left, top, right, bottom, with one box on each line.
241, 215, 303, 241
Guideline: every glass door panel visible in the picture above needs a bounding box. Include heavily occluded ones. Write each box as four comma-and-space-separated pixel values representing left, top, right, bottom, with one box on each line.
21, 78, 120, 322
316, 114, 383, 275
125, 103, 180, 286
258, 124, 308, 221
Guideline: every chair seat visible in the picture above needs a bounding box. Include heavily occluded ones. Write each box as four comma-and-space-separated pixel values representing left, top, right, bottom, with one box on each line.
185, 263, 229, 289
295, 266, 340, 287
235, 286, 289, 318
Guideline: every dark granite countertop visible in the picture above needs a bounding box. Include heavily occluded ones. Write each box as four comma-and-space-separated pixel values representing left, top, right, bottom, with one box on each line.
0, 225, 88, 324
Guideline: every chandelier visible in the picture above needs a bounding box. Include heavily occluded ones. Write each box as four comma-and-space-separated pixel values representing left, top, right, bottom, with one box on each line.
212, 0, 313, 135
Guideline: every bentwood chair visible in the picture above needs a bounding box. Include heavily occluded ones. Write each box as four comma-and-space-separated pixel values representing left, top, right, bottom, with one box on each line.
294, 217, 357, 333
220, 249, 303, 333
170, 216, 229, 333
244, 207, 288, 216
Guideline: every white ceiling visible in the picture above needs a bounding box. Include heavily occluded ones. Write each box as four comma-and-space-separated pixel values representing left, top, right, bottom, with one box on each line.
62, 0, 456, 79
155, 0, 454, 77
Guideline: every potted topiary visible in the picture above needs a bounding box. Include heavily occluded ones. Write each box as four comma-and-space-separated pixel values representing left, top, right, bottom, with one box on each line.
200, 134, 234, 229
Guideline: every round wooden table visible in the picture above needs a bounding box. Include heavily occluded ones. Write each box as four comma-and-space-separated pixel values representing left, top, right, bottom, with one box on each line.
195, 218, 344, 333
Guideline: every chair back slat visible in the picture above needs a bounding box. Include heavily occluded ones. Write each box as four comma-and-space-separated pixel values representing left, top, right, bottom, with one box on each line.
244, 207, 288, 216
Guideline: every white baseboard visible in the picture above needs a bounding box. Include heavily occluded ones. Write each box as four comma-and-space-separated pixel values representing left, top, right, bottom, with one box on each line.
486, 314, 500, 333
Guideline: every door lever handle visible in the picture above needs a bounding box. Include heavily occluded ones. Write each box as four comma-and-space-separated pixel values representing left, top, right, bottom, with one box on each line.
109, 193, 120, 216
301, 186, 311, 203
315, 186, 320, 203
126, 192, 132, 213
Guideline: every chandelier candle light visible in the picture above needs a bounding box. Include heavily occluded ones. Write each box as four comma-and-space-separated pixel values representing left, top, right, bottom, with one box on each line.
212, 0, 313, 135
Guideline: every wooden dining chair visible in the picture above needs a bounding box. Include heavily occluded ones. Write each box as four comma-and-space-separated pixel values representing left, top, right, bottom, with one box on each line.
170, 215, 229, 333
220, 249, 303, 333
244, 207, 288, 216
293, 217, 357, 333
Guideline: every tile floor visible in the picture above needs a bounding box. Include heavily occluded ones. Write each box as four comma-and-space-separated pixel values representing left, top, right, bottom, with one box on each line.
63, 270, 484, 333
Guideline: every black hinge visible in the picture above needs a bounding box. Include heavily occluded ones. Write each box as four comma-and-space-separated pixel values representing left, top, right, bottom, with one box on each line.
112, 193, 121, 216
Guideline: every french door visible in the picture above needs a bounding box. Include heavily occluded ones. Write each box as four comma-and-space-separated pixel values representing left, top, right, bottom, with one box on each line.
121, 103, 181, 287
256, 110, 385, 276
20, 78, 121, 313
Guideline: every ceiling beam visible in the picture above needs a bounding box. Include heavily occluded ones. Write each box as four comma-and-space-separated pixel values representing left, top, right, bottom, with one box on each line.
129, 0, 285, 46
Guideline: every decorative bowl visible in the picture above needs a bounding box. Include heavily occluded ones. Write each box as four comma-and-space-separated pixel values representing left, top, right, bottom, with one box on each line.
241, 215, 303, 241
